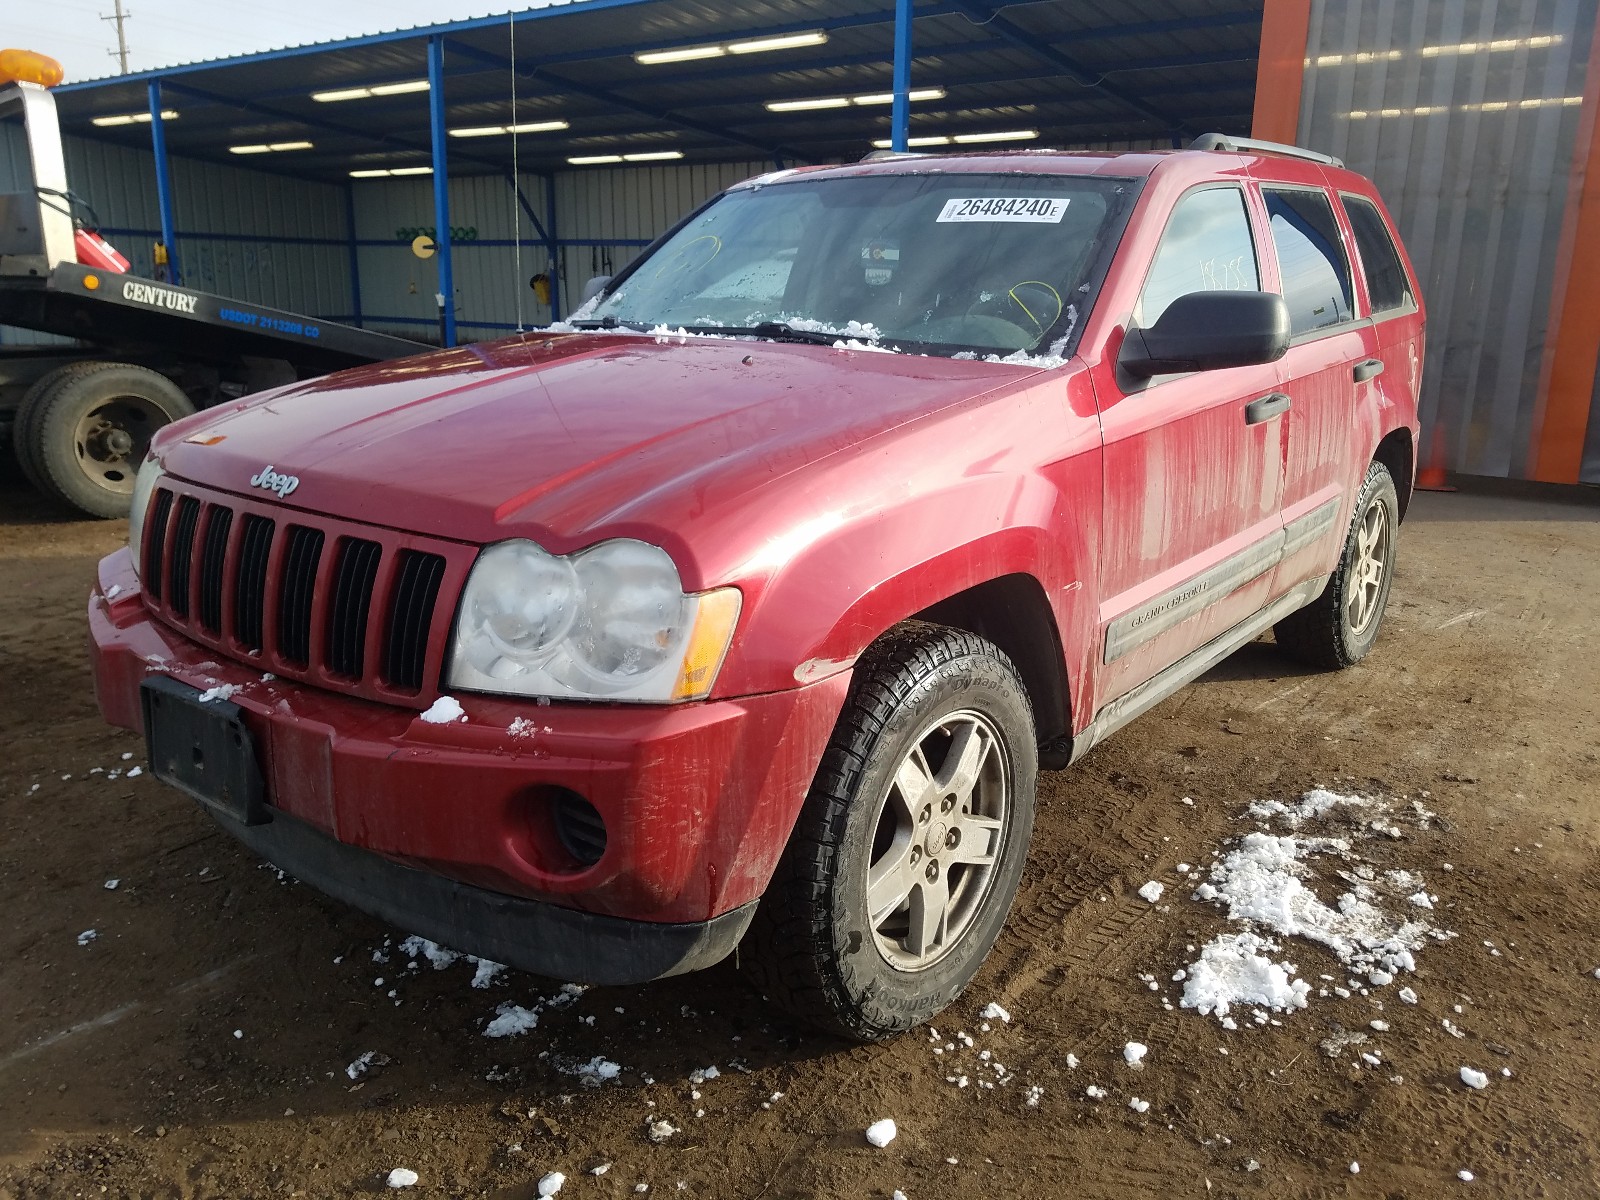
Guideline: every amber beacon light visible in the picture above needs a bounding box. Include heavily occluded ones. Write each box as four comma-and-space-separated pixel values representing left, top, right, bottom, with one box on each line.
0, 49, 66, 88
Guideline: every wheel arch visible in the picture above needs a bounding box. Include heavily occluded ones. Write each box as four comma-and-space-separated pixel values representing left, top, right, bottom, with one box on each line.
911, 573, 1074, 767
1374, 425, 1415, 522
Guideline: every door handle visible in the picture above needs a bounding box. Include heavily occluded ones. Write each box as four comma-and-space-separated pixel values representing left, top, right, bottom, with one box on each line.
1244, 392, 1292, 424
1353, 358, 1385, 383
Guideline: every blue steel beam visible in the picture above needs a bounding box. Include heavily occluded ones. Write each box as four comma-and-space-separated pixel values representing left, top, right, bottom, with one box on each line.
428, 37, 457, 348
146, 80, 181, 282
344, 182, 364, 327
890, 0, 912, 152
544, 171, 561, 321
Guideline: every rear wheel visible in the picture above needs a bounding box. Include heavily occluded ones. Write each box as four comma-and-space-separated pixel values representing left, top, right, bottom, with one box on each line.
1274, 459, 1400, 669
25, 362, 194, 518
743, 622, 1037, 1041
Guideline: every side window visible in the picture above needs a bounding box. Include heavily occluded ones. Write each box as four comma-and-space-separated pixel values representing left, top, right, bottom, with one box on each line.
1263, 188, 1355, 335
1136, 186, 1260, 326
1343, 195, 1412, 314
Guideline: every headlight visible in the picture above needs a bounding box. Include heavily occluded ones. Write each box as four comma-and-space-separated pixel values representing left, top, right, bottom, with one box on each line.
127, 455, 165, 580
448, 538, 741, 702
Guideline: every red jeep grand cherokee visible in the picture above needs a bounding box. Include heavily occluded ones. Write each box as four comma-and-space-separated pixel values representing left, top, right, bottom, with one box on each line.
89, 136, 1423, 1040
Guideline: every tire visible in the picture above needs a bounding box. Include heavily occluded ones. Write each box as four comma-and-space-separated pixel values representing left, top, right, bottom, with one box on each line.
1274, 459, 1400, 669
13, 361, 109, 492
743, 621, 1038, 1041
26, 362, 195, 519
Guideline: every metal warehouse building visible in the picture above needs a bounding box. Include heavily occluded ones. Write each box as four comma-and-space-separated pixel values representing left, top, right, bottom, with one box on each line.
3, 0, 1599, 486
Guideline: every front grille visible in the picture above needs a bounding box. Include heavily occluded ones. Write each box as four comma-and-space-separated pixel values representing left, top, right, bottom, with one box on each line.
140, 484, 465, 706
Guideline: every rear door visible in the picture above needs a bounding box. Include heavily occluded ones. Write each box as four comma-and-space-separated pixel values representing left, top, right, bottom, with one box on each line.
1257, 182, 1371, 591
1092, 183, 1287, 703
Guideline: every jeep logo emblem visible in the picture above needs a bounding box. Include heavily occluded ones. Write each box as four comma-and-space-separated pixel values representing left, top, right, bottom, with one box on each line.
249, 465, 300, 499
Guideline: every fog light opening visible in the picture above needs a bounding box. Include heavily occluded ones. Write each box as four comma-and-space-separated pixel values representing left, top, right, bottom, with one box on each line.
551, 789, 607, 867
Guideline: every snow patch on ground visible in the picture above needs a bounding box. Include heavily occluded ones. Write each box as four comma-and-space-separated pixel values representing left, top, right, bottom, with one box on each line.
386, 1168, 419, 1188
484, 1004, 541, 1038
979, 1002, 1011, 1023
865, 1119, 897, 1147
1137, 881, 1165, 904
420, 695, 466, 724
1176, 789, 1452, 1024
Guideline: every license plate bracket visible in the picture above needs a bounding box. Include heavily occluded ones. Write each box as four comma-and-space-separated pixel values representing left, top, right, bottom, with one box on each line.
141, 676, 269, 826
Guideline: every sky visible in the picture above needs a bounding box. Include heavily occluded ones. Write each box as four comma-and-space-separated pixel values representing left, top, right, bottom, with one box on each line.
9, 0, 555, 83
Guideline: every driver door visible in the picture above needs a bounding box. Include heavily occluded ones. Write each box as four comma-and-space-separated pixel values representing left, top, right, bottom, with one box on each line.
1090, 183, 1288, 703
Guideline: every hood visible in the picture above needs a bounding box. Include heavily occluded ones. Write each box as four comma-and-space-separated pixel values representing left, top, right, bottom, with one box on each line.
158, 332, 1044, 552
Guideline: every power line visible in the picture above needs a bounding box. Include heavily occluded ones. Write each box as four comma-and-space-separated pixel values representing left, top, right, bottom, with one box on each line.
100, 0, 132, 73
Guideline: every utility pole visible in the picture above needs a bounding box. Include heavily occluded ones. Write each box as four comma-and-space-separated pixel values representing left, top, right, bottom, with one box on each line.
101, 0, 132, 74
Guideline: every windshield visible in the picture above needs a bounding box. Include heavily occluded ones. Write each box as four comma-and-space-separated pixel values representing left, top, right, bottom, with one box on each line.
584, 172, 1134, 359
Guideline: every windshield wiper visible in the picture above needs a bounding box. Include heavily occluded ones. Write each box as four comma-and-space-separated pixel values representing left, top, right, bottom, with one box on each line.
687, 321, 847, 347
568, 316, 622, 329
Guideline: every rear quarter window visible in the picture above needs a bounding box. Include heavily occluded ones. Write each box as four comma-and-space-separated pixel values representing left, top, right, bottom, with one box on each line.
1342, 194, 1412, 315
1263, 187, 1355, 336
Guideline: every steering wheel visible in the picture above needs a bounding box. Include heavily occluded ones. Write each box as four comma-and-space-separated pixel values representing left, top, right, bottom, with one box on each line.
964, 279, 1065, 342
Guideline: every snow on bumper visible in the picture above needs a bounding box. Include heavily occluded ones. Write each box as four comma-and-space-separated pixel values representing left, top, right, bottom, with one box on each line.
89, 548, 850, 967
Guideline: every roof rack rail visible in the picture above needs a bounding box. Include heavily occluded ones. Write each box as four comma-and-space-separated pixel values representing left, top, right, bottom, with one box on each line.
1188, 133, 1344, 169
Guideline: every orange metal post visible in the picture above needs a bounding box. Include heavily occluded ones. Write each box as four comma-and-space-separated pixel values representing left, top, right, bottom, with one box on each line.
1531, 21, 1600, 483
1252, 0, 1312, 144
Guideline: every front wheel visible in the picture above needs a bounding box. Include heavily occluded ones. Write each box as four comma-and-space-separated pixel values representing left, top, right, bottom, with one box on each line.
743, 622, 1037, 1041
1274, 459, 1400, 669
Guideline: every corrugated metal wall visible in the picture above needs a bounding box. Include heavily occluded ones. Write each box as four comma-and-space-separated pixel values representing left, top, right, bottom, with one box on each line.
350, 160, 770, 338
1298, 0, 1599, 479
1, 123, 352, 344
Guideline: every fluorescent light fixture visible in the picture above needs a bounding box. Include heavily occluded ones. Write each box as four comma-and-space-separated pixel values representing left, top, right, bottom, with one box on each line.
767, 96, 852, 112
370, 79, 431, 96
568, 149, 683, 164
349, 165, 434, 177
952, 128, 1038, 143
230, 141, 314, 154
92, 109, 179, 127
450, 119, 570, 138
727, 31, 828, 54
312, 79, 428, 102
871, 135, 951, 148
635, 44, 725, 65
852, 87, 945, 106
636, 29, 826, 64
766, 87, 945, 112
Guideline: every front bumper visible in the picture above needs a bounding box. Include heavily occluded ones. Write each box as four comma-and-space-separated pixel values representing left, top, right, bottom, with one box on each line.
89, 548, 851, 982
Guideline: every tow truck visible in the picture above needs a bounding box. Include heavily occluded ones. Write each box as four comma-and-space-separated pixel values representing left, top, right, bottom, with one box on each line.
0, 51, 426, 517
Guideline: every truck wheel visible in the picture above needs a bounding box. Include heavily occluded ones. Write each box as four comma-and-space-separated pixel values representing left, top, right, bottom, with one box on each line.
26, 363, 195, 519
12, 362, 108, 492
743, 622, 1037, 1041
1274, 459, 1400, 669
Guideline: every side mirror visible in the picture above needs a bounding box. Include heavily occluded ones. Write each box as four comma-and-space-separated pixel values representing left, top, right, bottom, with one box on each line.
1121, 290, 1291, 379
579, 274, 611, 306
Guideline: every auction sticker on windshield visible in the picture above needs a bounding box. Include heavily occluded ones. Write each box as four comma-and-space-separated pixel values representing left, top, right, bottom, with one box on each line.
936, 197, 1070, 223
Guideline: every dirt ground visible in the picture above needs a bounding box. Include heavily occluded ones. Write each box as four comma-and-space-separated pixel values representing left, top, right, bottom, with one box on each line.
1, 461, 1598, 1200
